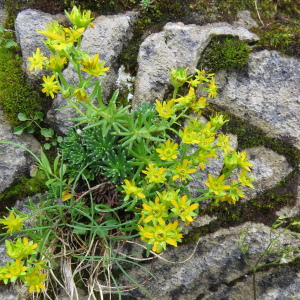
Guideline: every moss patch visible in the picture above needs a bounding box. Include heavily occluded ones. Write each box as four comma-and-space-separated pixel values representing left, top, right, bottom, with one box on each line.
199, 35, 250, 72
184, 170, 299, 244
0, 176, 47, 219
0, 47, 49, 128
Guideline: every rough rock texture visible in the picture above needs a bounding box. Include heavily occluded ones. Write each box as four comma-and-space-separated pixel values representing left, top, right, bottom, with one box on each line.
115, 223, 300, 300
230, 146, 293, 202
233, 10, 259, 29
46, 11, 138, 134
277, 179, 300, 218
0, 109, 40, 193
211, 50, 300, 150
14, 9, 63, 84
132, 22, 259, 107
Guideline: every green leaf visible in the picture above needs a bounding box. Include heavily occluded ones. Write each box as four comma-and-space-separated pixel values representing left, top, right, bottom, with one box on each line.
18, 113, 29, 121
41, 128, 54, 138
73, 227, 88, 235
53, 156, 59, 174
26, 127, 35, 134
5, 40, 17, 48
40, 148, 52, 174
0, 26, 4, 34
52, 141, 57, 146
57, 136, 63, 143
14, 126, 24, 135
45, 178, 57, 185
44, 143, 51, 150
35, 112, 44, 121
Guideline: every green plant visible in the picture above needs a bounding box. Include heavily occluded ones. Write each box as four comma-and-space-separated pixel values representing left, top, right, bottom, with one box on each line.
200, 36, 250, 72
0, 5, 257, 298
14, 112, 63, 149
0, 26, 17, 50
238, 216, 300, 300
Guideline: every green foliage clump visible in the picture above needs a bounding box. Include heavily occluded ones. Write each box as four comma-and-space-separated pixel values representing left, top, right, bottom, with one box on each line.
200, 36, 250, 72
0, 49, 45, 127
59, 127, 136, 182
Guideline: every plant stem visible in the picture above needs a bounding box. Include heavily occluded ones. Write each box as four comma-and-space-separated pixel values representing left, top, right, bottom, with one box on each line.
253, 270, 257, 300
173, 87, 179, 99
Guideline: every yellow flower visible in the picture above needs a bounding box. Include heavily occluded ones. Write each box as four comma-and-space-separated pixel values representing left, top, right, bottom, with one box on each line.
5, 258, 27, 283
37, 23, 85, 50
156, 139, 179, 161
73, 87, 89, 103
193, 149, 214, 170
24, 269, 47, 294
1, 213, 25, 235
210, 113, 229, 130
172, 160, 196, 182
122, 180, 145, 200
22, 238, 38, 257
238, 152, 253, 171
142, 163, 167, 184
171, 195, 199, 226
41, 75, 61, 99
79, 54, 110, 77
48, 55, 67, 72
216, 134, 234, 155
62, 190, 72, 201
179, 127, 197, 144
5, 239, 25, 259
194, 135, 215, 151
28, 48, 47, 71
142, 221, 180, 253
207, 77, 218, 98
175, 87, 195, 106
138, 223, 153, 243
142, 196, 168, 225
155, 99, 176, 119
156, 188, 180, 207
187, 78, 200, 87
238, 168, 255, 189
200, 122, 216, 139
190, 96, 207, 115
168, 66, 191, 89
205, 174, 230, 196
65, 6, 94, 29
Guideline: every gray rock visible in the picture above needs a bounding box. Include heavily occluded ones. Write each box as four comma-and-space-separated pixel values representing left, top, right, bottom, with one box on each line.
277, 178, 300, 218
229, 146, 293, 202
211, 50, 300, 150
233, 10, 259, 29
46, 11, 139, 134
133, 22, 259, 107
0, 109, 40, 193
14, 9, 59, 84
114, 223, 300, 299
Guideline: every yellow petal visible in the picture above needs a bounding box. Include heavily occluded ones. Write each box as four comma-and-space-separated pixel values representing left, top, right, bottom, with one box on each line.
144, 215, 153, 223
29, 285, 34, 293
166, 237, 177, 247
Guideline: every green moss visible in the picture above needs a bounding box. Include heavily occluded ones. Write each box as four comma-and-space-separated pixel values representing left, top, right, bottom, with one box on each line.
0, 176, 47, 220
199, 36, 250, 72
0, 48, 48, 127
202, 105, 300, 168
184, 170, 298, 244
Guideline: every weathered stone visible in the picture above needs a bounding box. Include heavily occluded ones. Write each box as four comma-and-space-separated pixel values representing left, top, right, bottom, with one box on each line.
202, 265, 300, 299
277, 178, 300, 218
114, 223, 300, 299
133, 22, 259, 107
211, 50, 300, 150
0, 109, 40, 193
229, 146, 293, 202
46, 12, 138, 134
233, 10, 259, 29
14, 9, 60, 84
